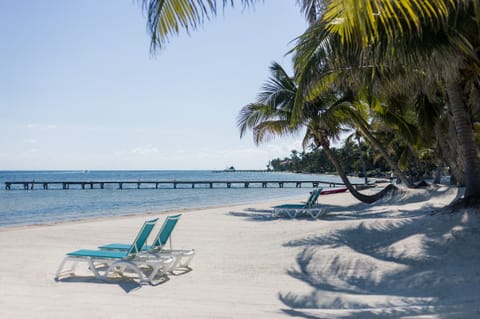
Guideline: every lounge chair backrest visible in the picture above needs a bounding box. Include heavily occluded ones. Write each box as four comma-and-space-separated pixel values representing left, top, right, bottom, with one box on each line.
152, 214, 181, 250
127, 218, 159, 256
304, 190, 316, 207
305, 188, 322, 208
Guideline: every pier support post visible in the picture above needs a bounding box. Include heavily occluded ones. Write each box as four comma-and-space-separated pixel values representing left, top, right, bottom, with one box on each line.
173, 182, 177, 189
244, 182, 249, 188
209, 183, 213, 188
227, 183, 231, 188
119, 183, 123, 190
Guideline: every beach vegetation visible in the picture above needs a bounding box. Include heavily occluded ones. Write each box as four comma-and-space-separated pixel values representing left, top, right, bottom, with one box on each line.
291, 0, 480, 206
237, 62, 396, 203
140, 0, 480, 207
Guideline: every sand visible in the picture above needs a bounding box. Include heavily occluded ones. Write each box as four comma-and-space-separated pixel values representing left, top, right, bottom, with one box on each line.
0, 185, 479, 318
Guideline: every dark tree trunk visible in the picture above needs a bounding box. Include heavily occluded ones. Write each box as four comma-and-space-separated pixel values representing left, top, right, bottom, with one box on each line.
319, 136, 397, 204
434, 118, 464, 185
355, 120, 414, 188
446, 77, 480, 200
446, 108, 466, 185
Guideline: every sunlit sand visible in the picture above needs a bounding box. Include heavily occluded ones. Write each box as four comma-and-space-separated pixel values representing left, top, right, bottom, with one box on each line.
0, 185, 478, 318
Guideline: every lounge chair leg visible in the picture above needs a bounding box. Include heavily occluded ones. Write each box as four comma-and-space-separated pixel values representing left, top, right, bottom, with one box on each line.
87, 258, 105, 279
106, 260, 149, 283
55, 257, 83, 279
178, 250, 195, 268
55, 257, 70, 279
146, 257, 174, 283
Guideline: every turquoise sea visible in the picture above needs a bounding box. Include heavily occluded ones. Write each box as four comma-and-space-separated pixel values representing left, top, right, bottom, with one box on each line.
0, 170, 358, 228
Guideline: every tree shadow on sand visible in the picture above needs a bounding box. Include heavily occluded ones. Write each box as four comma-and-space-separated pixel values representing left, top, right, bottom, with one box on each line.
229, 186, 463, 223
279, 209, 480, 318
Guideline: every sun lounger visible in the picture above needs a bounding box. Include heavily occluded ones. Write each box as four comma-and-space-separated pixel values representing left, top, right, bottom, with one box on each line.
55, 218, 174, 284
99, 214, 195, 271
272, 188, 326, 218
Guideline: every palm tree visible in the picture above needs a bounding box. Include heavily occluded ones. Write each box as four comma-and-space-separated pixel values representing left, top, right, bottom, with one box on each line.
414, 90, 466, 185
140, 0, 480, 204
238, 62, 396, 203
292, 0, 480, 204
290, 30, 416, 187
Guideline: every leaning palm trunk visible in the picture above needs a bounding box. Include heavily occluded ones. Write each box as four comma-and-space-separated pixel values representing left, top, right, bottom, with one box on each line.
433, 155, 442, 184
354, 119, 414, 188
447, 108, 467, 185
435, 118, 465, 185
318, 136, 397, 204
446, 77, 480, 200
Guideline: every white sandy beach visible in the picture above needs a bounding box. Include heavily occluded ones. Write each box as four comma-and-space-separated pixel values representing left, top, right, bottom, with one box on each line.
1, 185, 479, 318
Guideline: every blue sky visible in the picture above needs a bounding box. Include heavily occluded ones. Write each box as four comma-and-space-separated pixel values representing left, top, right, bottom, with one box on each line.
0, 0, 307, 170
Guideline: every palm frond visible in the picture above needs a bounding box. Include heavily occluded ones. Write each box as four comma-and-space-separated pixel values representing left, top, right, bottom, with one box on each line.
142, 0, 258, 51
253, 120, 300, 145
296, 0, 325, 25
321, 0, 455, 46
237, 103, 281, 138
257, 62, 297, 109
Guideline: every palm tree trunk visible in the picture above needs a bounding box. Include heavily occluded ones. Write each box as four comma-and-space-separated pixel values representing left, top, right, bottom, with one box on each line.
446, 77, 480, 200
448, 109, 467, 185
434, 119, 465, 185
318, 136, 397, 204
354, 119, 414, 188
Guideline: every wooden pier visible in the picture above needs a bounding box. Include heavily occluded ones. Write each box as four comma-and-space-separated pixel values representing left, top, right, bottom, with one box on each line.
3, 180, 354, 190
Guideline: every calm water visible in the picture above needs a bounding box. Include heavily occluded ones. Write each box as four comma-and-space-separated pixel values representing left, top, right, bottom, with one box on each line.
0, 170, 355, 227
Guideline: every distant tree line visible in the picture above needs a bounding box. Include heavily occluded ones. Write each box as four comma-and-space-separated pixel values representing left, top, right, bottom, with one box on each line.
268, 137, 437, 180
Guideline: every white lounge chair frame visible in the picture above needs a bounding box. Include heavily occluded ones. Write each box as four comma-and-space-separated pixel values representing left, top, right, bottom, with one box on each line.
272, 188, 326, 218
55, 218, 174, 284
99, 214, 195, 271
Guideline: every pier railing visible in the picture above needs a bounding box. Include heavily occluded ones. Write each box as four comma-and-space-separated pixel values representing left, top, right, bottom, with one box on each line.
3, 180, 361, 190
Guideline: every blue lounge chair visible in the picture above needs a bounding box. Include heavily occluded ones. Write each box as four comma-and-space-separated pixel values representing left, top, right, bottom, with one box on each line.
272, 188, 326, 218
99, 214, 195, 271
55, 218, 174, 284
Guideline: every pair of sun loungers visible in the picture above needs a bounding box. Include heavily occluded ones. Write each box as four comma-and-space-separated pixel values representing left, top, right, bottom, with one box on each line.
55, 214, 195, 285
272, 188, 327, 218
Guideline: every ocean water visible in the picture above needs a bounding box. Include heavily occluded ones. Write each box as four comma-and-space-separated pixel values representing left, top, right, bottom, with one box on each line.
0, 170, 355, 228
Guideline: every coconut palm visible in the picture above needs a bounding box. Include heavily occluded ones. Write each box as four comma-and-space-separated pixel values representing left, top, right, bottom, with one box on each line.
414, 90, 466, 185
238, 62, 396, 203
293, 0, 480, 203
140, 0, 480, 203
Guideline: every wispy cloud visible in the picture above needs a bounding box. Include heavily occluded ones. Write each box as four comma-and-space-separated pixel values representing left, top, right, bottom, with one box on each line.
130, 145, 160, 155
23, 123, 57, 130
